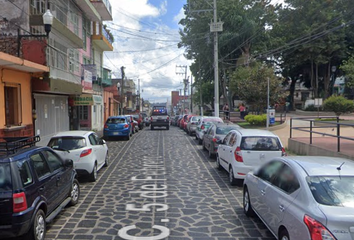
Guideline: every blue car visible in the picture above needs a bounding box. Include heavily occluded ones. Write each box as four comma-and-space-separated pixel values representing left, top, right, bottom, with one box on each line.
104, 116, 133, 140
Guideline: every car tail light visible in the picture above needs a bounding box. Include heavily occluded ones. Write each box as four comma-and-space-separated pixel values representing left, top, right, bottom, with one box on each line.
304, 215, 336, 240
167, 116, 169, 120
151, 117, 153, 121
234, 147, 243, 162
201, 125, 205, 130
13, 192, 27, 213
124, 124, 129, 128
281, 147, 287, 156
80, 148, 92, 158
104, 124, 108, 129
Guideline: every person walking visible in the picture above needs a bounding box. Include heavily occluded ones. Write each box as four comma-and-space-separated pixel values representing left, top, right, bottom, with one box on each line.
223, 103, 230, 120
239, 103, 246, 119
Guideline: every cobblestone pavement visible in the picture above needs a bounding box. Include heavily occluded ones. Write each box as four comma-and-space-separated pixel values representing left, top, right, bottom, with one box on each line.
44, 127, 276, 240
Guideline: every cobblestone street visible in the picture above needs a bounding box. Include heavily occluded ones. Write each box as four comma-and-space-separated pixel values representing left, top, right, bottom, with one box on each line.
45, 127, 276, 240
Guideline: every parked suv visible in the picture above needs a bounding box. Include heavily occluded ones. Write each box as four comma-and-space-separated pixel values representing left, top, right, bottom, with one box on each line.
150, 107, 169, 130
0, 136, 80, 240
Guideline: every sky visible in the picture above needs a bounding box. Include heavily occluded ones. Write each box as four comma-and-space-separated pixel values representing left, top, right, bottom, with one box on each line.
105, 0, 189, 103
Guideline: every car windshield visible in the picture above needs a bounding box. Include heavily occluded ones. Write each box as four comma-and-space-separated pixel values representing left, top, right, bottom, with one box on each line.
240, 137, 281, 151
216, 126, 239, 135
307, 176, 354, 207
0, 163, 12, 192
48, 137, 86, 151
191, 116, 201, 122
107, 118, 126, 124
204, 118, 223, 123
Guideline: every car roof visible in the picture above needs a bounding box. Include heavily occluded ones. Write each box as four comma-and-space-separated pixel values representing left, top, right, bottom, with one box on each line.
51, 131, 93, 137
284, 156, 354, 177
0, 146, 50, 162
233, 129, 277, 137
108, 116, 126, 118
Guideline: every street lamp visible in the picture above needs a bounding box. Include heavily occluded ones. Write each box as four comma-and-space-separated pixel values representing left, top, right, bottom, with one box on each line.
331, 66, 337, 95
116, 82, 121, 115
17, 9, 54, 56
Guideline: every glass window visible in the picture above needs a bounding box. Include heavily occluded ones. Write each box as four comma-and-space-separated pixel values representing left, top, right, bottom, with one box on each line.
89, 134, 98, 145
216, 126, 239, 135
240, 137, 281, 151
48, 137, 86, 151
16, 160, 33, 187
107, 118, 126, 124
0, 163, 12, 191
191, 116, 201, 122
273, 165, 300, 194
31, 153, 51, 179
258, 161, 284, 183
4, 84, 21, 126
223, 132, 233, 145
42, 151, 63, 172
307, 176, 354, 207
228, 133, 237, 147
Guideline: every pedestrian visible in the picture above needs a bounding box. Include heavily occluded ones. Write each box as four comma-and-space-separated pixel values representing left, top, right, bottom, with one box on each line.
239, 103, 246, 119
223, 103, 229, 120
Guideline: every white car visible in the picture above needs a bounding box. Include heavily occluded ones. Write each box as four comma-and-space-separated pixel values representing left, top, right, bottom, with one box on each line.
216, 129, 285, 185
243, 156, 354, 240
48, 131, 108, 182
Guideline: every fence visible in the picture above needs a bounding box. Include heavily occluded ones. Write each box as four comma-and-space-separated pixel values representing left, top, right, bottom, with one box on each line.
289, 117, 354, 152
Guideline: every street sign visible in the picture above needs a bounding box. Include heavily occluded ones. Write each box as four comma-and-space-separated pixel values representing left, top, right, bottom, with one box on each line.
210, 22, 223, 32
314, 98, 323, 107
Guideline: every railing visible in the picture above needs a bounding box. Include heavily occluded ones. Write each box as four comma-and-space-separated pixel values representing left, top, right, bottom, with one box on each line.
218, 111, 287, 124
0, 136, 40, 155
289, 117, 354, 152
102, 26, 114, 44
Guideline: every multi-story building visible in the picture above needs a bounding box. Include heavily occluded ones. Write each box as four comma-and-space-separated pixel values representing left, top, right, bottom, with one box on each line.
0, 0, 114, 143
111, 78, 137, 114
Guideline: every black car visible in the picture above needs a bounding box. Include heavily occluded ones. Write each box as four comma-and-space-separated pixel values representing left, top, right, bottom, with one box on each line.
0, 136, 80, 240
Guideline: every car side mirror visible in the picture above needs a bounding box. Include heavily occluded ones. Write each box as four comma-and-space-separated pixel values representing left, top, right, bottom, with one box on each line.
216, 139, 223, 144
64, 159, 73, 168
100, 139, 106, 145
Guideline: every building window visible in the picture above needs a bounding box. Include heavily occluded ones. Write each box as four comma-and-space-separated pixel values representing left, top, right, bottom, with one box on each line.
4, 84, 22, 126
79, 106, 88, 120
69, 49, 80, 73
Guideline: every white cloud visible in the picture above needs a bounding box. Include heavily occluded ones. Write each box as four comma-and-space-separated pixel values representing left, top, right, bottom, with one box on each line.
173, 7, 185, 25
104, 0, 191, 103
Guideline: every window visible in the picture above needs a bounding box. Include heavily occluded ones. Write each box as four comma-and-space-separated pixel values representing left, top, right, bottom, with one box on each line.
106, 118, 126, 124
42, 151, 63, 172
0, 163, 12, 191
223, 132, 233, 145
216, 126, 239, 135
240, 137, 281, 151
273, 164, 300, 194
258, 161, 284, 183
16, 160, 33, 187
4, 84, 21, 126
79, 106, 89, 120
48, 137, 86, 151
228, 133, 237, 147
89, 134, 98, 145
31, 153, 51, 179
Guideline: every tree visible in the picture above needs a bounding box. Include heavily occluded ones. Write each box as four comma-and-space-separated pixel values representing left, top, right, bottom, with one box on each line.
340, 54, 354, 88
229, 61, 286, 112
323, 95, 354, 116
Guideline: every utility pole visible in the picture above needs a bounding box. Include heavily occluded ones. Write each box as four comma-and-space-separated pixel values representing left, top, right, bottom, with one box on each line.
266, 77, 270, 130
137, 78, 141, 112
176, 65, 188, 114
190, 75, 193, 113
210, 0, 223, 117
178, 88, 183, 114
120, 66, 125, 115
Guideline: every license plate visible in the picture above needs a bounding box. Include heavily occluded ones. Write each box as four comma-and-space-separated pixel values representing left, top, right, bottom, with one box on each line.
158, 117, 162, 120
113, 132, 120, 135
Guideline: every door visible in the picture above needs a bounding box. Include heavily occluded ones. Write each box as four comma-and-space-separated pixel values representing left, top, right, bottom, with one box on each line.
264, 164, 300, 233
30, 152, 58, 213
252, 161, 284, 219
218, 132, 232, 169
224, 132, 237, 169
42, 150, 72, 204
89, 133, 106, 168
204, 125, 214, 151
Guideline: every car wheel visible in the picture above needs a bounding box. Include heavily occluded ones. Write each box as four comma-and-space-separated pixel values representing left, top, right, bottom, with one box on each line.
198, 138, 202, 145
126, 134, 130, 141
208, 149, 214, 158
229, 167, 238, 186
89, 164, 98, 182
104, 152, 109, 167
195, 135, 198, 140
216, 156, 222, 170
202, 142, 207, 151
27, 209, 46, 240
243, 187, 255, 217
279, 228, 290, 240
69, 179, 80, 206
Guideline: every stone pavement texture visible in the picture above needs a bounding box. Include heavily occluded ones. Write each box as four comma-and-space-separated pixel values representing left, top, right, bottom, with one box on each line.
41, 127, 275, 240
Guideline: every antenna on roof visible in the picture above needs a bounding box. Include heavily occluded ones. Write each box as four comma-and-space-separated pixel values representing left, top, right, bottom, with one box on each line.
337, 162, 345, 171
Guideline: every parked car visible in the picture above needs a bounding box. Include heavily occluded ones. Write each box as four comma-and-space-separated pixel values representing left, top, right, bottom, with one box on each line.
243, 156, 354, 240
133, 113, 144, 130
172, 115, 180, 126
183, 114, 196, 131
125, 115, 136, 133
202, 123, 241, 158
177, 115, 183, 127
216, 129, 285, 185
186, 116, 201, 135
48, 131, 109, 182
0, 136, 79, 240
103, 116, 133, 140
133, 120, 139, 132
141, 112, 150, 126
179, 114, 188, 129
195, 117, 224, 144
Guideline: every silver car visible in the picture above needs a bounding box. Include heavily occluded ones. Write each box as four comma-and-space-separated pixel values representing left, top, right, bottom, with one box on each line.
243, 156, 354, 240
186, 116, 201, 135
195, 117, 223, 144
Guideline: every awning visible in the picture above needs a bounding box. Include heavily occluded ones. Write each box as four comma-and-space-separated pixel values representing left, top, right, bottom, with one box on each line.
72, 94, 103, 106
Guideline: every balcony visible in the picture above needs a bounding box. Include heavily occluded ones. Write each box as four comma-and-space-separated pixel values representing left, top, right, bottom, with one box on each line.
90, 0, 113, 21
73, 0, 100, 22
92, 24, 114, 51
102, 68, 112, 86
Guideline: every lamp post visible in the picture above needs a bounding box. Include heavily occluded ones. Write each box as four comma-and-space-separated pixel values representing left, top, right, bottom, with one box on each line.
116, 82, 121, 115
17, 9, 53, 57
331, 66, 337, 95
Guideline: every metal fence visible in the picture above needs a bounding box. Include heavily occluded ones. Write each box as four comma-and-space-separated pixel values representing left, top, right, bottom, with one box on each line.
290, 117, 354, 152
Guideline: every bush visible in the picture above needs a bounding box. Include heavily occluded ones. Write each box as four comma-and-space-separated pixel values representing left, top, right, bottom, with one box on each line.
244, 114, 267, 126
303, 104, 322, 111
323, 96, 354, 116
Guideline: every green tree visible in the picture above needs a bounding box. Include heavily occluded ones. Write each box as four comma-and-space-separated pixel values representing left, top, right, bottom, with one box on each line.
229, 62, 286, 112
323, 95, 354, 116
340, 54, 354, 88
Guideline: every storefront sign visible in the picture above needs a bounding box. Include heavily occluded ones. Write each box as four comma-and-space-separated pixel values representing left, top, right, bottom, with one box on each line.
72, 94, 102, 106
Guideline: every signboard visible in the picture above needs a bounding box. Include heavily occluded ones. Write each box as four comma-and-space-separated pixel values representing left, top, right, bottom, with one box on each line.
269, 109, 275, 125
210, 22, 224, 32
314, 98, 323, 107
82, 69, 93, 90
72, 94, 102, 106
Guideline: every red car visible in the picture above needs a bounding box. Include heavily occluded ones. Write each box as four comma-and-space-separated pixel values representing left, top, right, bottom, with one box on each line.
179, 114, 188, 129
132, 113, 144, 130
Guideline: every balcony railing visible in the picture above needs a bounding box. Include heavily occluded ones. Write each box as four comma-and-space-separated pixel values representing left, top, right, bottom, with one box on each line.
102, 26, 114, 45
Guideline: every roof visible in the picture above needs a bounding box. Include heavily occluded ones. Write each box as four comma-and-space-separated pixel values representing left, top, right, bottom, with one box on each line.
235, 129, 278, 137
288, 156, 354, 176
108, 115, 126, 118
51, 131, 93, 137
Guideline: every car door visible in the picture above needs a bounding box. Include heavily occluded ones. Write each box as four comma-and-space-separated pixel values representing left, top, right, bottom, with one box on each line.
224, 132, 237, 170
263, 164, 301, 233
204, 126, 213, 151
30, 152, 59, 213
251, 161, 285, 220
41, 149, 72, 204
218, 132, 232, 169
89, 133, 106, 168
